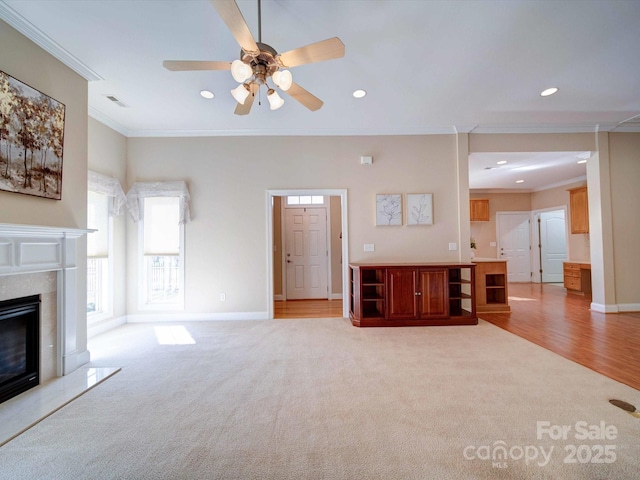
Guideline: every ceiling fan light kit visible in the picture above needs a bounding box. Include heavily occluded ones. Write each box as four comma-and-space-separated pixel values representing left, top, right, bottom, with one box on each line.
267, 89, 284, 110
231, 83, 251, 104
164, 0, 345, 115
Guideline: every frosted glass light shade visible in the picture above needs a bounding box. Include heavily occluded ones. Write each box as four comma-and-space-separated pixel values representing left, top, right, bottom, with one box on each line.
231, 83, 250, 104
231, 59, 252, 83
272, 70, 293, 91
267, 89, 284, 110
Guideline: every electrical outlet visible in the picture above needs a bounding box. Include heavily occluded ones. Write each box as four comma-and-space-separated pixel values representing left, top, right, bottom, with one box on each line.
364, 243, 375, 252
219, 293, 226, 301
448, 242, 457, 251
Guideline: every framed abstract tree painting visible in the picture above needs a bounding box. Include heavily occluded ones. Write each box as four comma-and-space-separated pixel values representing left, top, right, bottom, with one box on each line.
0, 70, 65, 200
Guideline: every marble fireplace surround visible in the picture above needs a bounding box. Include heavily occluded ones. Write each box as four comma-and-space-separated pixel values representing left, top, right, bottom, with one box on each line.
0, 223, 88, 379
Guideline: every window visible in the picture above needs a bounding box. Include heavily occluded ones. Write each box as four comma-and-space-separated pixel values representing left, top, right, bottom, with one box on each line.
286, 195, 325, 205
87, 190, 111, 319
139, 196, 184, 309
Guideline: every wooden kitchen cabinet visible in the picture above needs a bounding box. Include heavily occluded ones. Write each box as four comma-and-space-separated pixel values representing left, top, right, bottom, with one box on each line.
568, 186, 589, 234
563, 262, 592, 295
349, 263, 476, 327
470, 199, 490, 221
473, 259, 510, 313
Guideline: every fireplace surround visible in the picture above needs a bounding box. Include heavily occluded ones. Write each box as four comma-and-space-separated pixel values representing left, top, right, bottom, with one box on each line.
0, 224, 88, 385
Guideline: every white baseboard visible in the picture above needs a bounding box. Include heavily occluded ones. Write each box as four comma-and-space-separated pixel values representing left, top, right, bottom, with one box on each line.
77, 349, 91, 367
618, 303, 640, 313
590, 303, 619, 313
88, 315, 128, 338
330, 293, 343, 300
273, 294, 284, 301
126, 311, 269, 323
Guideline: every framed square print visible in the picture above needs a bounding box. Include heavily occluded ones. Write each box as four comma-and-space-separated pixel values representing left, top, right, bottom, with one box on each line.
376, 194, 402, 225
406, 193, 433, 225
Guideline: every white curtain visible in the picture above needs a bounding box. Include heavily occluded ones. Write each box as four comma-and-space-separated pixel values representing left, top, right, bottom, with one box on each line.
87, 170, 127, 217
126, 181, 191, 224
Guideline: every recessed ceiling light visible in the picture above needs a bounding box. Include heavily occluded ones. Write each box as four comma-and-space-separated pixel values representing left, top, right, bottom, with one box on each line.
200, 90, 214, 99
496, 160, 507, 165
577, 159, 587, 164
540, 87, 559, 97
516, 179, 525, 184
353, 89, 366, 98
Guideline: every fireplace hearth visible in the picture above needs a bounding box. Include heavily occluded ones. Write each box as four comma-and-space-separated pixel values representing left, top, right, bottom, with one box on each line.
0, 295, 40, 404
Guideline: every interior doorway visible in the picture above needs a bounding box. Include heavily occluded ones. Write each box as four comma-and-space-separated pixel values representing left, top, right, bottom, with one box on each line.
266, 189, 349, 320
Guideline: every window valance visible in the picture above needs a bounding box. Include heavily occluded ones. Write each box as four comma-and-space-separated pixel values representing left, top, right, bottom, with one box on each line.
88, 170, 127, 217
126, 181, 191, 224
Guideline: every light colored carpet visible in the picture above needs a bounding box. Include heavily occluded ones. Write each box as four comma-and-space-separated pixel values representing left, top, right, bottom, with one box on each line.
0, 318, 638, 479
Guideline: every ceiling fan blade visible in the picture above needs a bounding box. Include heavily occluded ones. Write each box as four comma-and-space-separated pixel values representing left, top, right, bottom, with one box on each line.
278, 37, 345, 68
210, 0, 259, 55
163, 60, 231, 71
284, 82, 323, 111
234, 83, 259, 115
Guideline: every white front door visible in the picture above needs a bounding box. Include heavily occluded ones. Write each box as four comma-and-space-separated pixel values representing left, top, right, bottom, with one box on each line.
285, 207, 328, 299
497, 212, 531, 283
539, 210, 567, 283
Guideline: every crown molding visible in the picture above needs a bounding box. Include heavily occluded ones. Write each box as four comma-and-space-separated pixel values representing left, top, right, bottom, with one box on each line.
125, 126, 458, 138
532, 175, 587, 192
88, 107, 130, 137
0, 1, 103, 81
468, 124, 600, 134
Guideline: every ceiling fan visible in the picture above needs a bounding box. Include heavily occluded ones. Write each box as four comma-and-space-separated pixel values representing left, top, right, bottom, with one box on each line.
163, 0, 345, 115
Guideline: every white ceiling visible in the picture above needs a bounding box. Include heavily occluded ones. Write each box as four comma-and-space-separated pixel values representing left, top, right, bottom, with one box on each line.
1, 0, 638, 190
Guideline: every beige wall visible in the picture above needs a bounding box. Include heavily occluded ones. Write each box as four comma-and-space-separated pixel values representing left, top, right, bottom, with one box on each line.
0, 21, 89, 355
609, 133, 640, 307
88, 118, 128, 322
126, 135, 461, 315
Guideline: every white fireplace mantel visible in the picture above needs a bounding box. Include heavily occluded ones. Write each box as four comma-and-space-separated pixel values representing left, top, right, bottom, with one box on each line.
0, 223, 91, 377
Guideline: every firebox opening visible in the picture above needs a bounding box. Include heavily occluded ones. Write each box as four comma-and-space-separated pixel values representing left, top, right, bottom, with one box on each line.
0, 295, 41, 404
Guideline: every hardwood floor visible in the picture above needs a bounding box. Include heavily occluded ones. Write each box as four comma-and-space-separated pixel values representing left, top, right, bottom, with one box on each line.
274, 299, 343, 319
480, 283, 640, 391
275, 285, 640, 392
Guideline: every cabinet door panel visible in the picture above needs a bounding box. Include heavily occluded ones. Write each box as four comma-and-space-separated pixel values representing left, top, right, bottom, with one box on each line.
387, 269, 417, 319
418, 269, 449, 318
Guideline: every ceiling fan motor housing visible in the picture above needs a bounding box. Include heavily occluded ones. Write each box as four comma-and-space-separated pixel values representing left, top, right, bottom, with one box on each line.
240, 42, 280, 81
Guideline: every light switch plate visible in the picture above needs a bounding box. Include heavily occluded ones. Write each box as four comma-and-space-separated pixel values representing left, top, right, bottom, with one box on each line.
490, 241, 497, 247
448, 242, 457, 251
364, 243, 375, 252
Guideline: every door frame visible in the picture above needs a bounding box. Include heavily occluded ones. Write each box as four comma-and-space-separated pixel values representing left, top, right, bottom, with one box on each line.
281, 203, 330, 300
530, 205, 568, 283
266, 189, 349, 319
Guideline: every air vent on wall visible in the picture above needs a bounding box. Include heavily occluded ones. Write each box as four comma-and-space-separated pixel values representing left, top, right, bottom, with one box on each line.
104, 94, 128, 108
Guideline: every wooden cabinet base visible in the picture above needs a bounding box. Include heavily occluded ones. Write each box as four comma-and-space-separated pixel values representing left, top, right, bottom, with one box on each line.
350, 316, 478, 327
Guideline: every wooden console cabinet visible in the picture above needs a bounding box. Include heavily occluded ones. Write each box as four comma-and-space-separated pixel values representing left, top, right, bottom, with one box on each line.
349, 263, 477, 327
